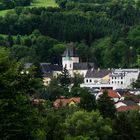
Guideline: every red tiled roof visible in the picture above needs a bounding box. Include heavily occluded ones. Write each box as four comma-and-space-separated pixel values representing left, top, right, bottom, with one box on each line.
117, 106, 140, 112
121, 92, 135, 97
53, 97, 81, 108
105, 90, 120, 98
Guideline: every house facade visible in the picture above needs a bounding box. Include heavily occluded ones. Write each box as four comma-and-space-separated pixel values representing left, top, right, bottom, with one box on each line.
81, 69, 140, 90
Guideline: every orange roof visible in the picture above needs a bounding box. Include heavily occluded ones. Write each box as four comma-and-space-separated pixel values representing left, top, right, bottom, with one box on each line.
117, 106, 140, 112
53, 97, 81, 108
106, 90, 120, 98
70, 98, 80, 103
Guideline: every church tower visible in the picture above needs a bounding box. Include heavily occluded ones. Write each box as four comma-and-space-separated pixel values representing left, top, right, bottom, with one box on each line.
62, 46, 79, 71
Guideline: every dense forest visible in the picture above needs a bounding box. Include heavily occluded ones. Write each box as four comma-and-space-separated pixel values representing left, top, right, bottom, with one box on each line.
0, 0, 31, 10
0, 0, 139, 68
0, 0, 140, 139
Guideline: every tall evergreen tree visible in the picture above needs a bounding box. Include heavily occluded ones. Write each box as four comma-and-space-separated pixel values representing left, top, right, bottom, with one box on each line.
97, 90, 116, 119
59, 67, 71, 87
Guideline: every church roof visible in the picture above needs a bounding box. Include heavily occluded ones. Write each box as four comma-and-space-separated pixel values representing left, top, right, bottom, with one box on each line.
73, 63, 94, 70
25, 63, 62, 78
40, 63, 62, 73
62, 47, 78, 57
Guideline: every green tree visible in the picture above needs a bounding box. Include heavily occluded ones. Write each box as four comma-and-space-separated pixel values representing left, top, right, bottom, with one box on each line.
64, 111, 112, 140
79, 88, 97, 111
131, 79, 140, 89
112, 112, 135, 140
46, 78, 66, 101
97, 91, 116, 118
0, 47, 44, 139
59, 67, 71, 87
72, 73, 84, 87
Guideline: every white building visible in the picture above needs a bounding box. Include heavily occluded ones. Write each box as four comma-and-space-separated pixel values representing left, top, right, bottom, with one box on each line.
81, 69, 140, 90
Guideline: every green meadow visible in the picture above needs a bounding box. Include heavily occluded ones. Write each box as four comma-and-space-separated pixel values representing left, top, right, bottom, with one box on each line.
0, 0, 58, 16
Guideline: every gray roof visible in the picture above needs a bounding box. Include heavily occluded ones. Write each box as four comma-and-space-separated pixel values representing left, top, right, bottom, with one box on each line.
40, 63, 62, 73
62, 47, 78, 57
25, 63, 62, 78
24, 63, 33, 69
122, 100, 138, 106
85, 69, 112, 78
73, 63, 94, 70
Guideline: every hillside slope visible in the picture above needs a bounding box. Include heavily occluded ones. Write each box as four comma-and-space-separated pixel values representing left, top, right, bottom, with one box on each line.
0, 0, 58, 16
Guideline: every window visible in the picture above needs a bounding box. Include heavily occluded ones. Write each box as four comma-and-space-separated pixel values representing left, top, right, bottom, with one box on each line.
65, 64, 67, 68
112, 77, 113, 79
121, 77, 123, 79
115, 77, 116, 79
118, 81, 119, 84
86, 79, 88, 83
112, 81, 113, 84
121, 81, 123, 84
70, 64, 71, 68
90, 79, 92, 83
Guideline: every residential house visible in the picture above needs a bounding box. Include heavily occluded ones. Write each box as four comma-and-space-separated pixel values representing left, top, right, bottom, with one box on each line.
53, 97, 81, 108
96, 89, 121, 102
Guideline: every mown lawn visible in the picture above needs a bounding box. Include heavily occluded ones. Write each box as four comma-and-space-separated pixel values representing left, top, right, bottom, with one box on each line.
0, 0, 58, 16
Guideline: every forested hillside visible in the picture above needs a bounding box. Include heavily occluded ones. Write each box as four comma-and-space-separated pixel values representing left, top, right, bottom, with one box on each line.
0, 0, 139, 68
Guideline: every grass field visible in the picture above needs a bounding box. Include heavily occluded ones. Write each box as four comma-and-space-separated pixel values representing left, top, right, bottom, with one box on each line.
0, 0, 58, 16
0, 9, 14, 16
31, 0, 58, 7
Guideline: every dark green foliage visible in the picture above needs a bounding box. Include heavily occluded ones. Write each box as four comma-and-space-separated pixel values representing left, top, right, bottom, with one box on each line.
97, 91, 116, 119
79, 88, 97, 111
59, 67, 71, 87
0, 0, 31, 10
0, 47, 44, 139
64, 111, 112, 140
112, 112, 135, 140
131, 79, 140, 89
0, 95, 39, 139
72, 73, 84, 87
33, 61, 43, 79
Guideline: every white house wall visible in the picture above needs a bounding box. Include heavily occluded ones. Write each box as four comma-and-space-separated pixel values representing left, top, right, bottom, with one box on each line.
115, 102, 127, 108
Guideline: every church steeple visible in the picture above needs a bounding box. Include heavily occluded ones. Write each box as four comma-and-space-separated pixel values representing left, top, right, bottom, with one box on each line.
62, 43, 79, 70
